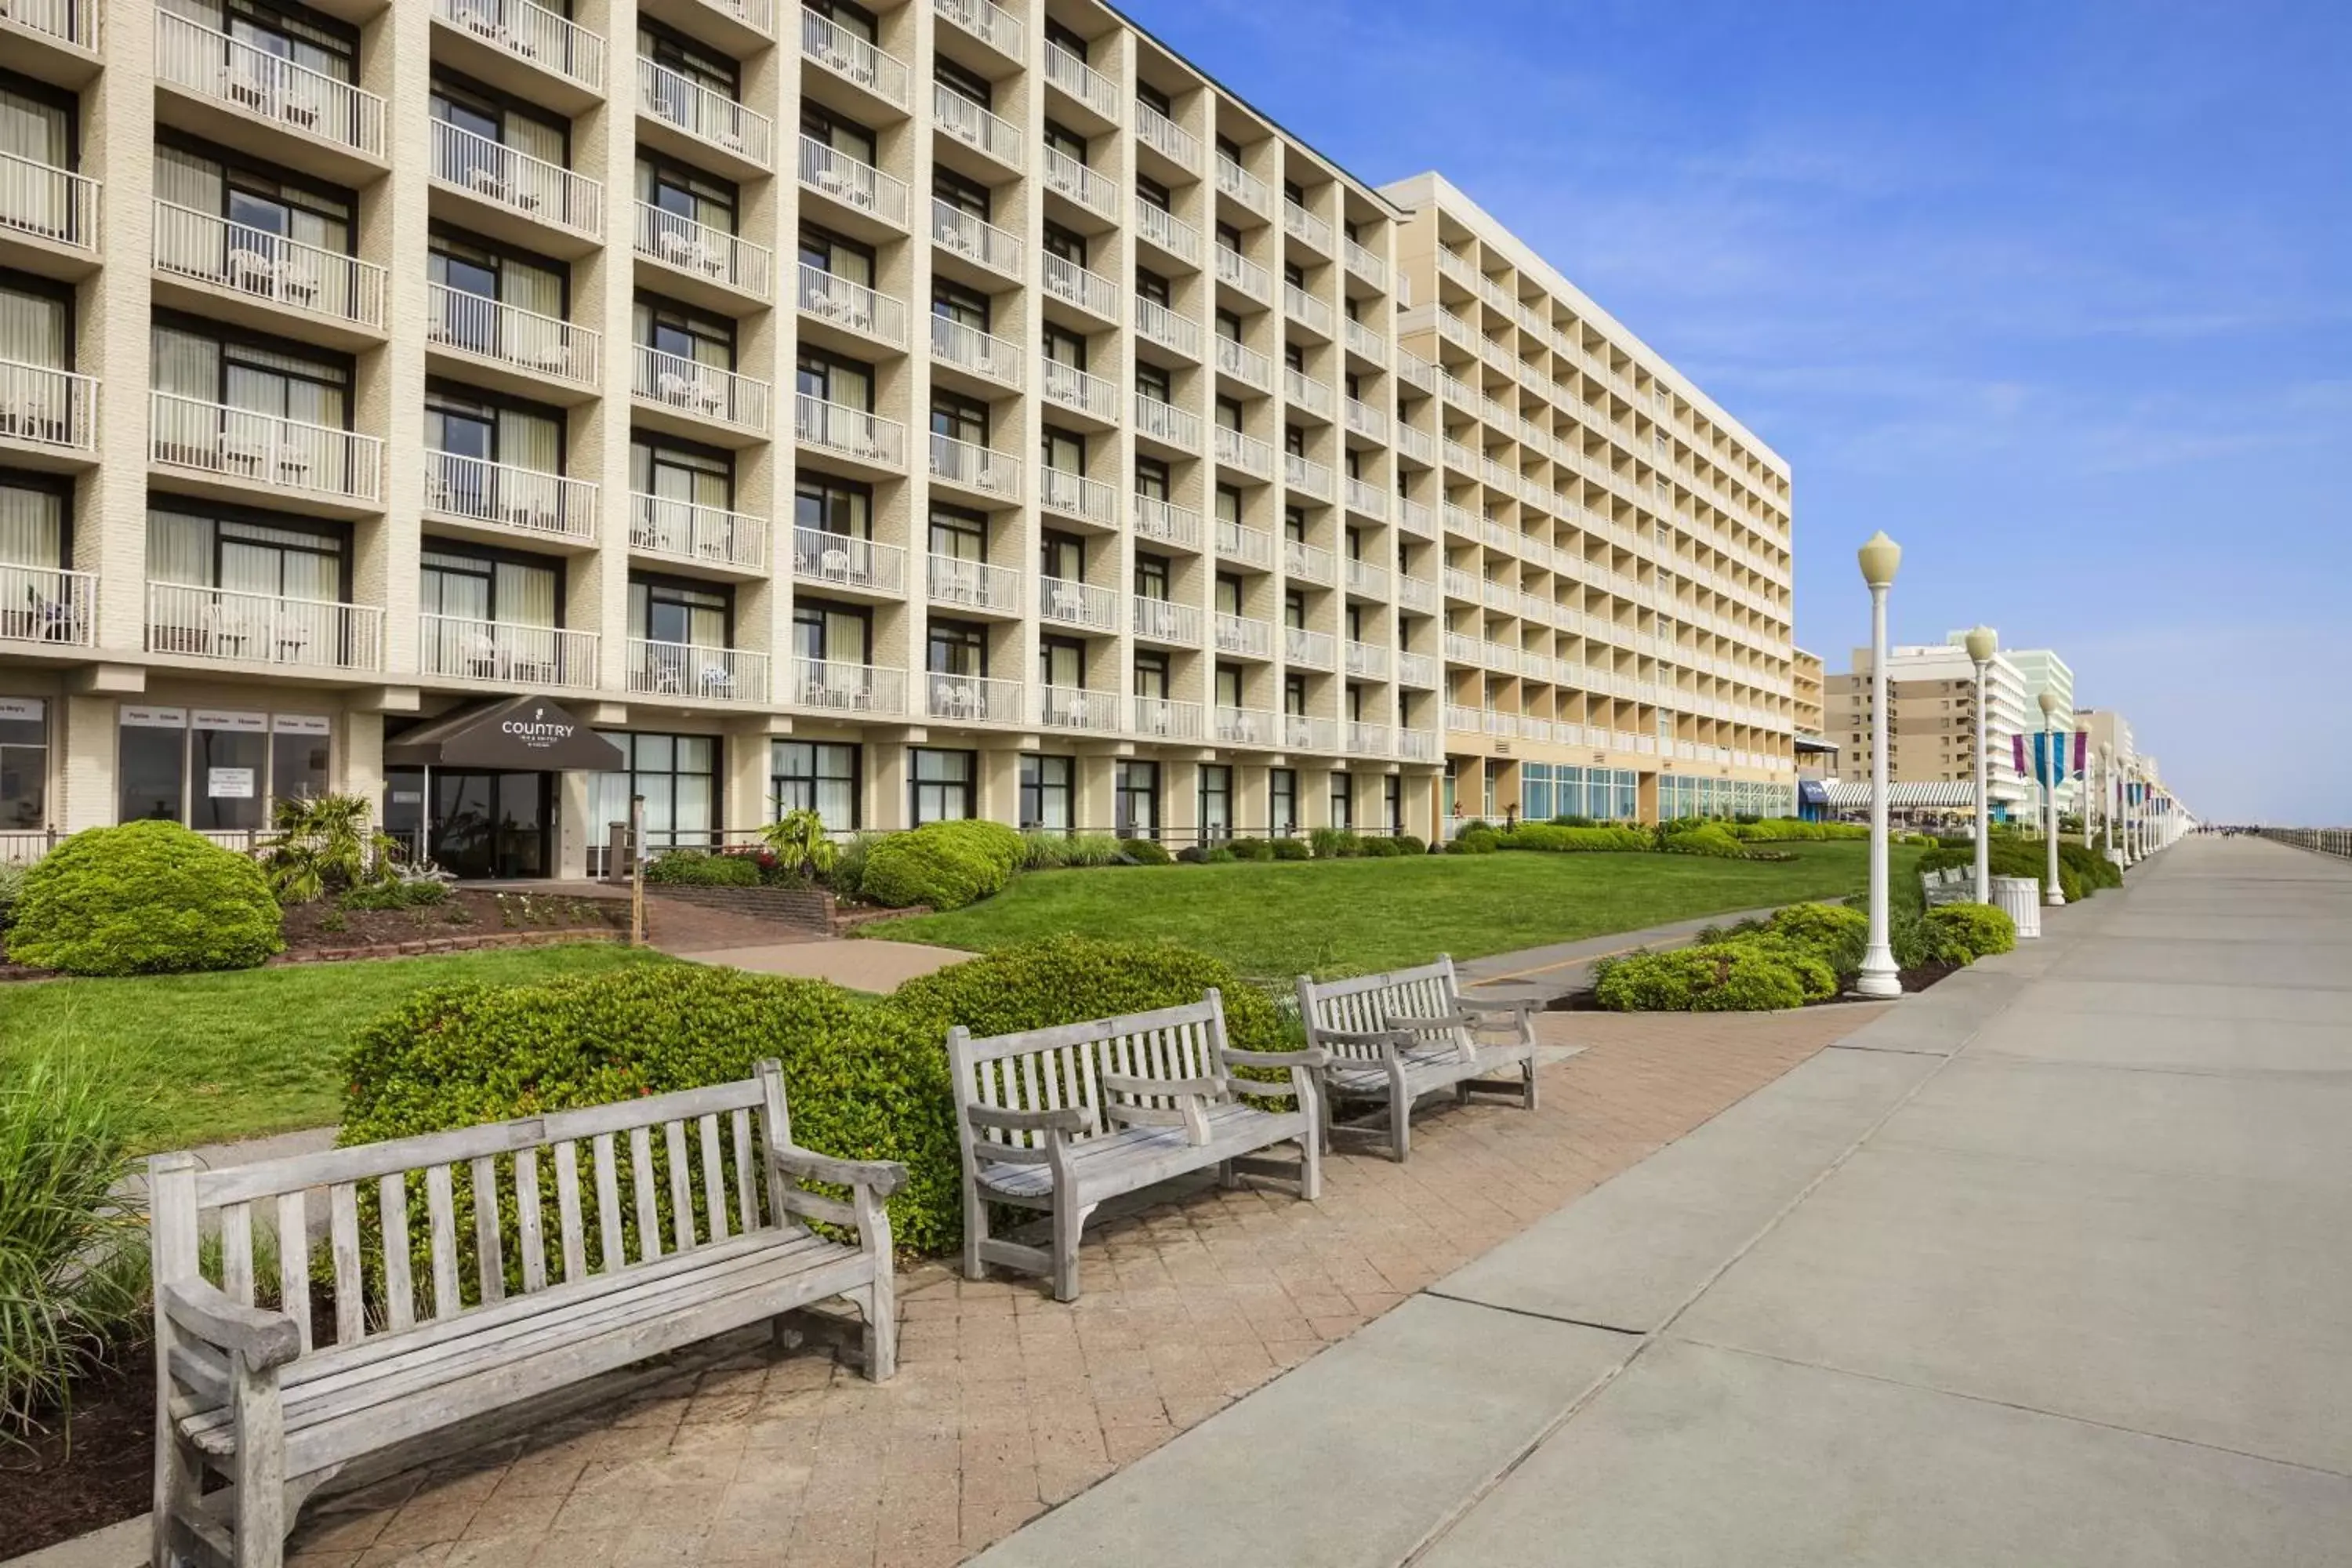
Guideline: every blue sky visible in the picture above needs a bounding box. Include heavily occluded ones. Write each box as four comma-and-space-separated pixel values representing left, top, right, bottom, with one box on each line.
1116, 0, 2350, 822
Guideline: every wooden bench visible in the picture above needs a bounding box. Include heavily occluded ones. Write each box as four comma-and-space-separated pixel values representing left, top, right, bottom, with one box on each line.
147, 1062, 902, 1568
1296, 956, 1540, 1162
949, 990, 1322, 1302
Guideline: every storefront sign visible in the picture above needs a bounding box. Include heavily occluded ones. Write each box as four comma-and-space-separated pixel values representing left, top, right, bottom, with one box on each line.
193, 709, 269, 733
119, 705, 189, 729
273, 713, 333, 735
0, 697, 42, 723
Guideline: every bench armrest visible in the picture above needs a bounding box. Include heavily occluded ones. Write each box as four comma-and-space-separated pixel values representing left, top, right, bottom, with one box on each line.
768, 1139, 908, 1197
1221, 1047, 1328, 1071
965, 1103, 1100, 1137
160, 1279, 301, 1373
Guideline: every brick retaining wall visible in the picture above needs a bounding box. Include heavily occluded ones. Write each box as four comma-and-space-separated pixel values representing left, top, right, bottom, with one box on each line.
643, 883, 836, 932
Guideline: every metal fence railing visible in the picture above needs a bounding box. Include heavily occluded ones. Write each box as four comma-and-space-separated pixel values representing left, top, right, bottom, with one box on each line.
2261, 828, 2352, 858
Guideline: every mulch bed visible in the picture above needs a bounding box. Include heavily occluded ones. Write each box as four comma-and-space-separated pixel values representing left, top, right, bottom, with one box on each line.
1, 1358, 154, 1557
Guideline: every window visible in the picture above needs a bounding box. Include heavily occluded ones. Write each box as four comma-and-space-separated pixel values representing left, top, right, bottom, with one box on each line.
935, 55, 992, 110
1040, 529, 1083, 583
1039, 634, 1083, 688
927, 619, 987, 676
1329, 771, 1352, 830
591, 731, 719, 857
1215, 220, 1243, 256
1270, 767, 1297, 836
0, 696, 48, 829
118, 706, 188, 825
629, 575, 730, 647
146, 504, 348, 602
931, 389, 989, 445
431, 71, 566, 166
637, 293, 735, 369
1045, 19, 1089, 59
1043, 119, 1087, 164
1215, 485, 1242, 527
1021, 754, 1073, 831
800, 222, 873, 285
1214, 395, 1243, 432
1214, 572, 1243, 616
772, 740, 859, 829
428, 226, 565, 340
1042, 222, 1087, 267
1283, 590, 1305, 630
1134, 552, 1170, 599
1283, 506, 1307, 543
1283, 180, 1305, 208
0, 470, 68, 573
1136, 173, 1170, 212
794, 472, 871, 539
641, 151, 738, 236
792, 597, 869, 665
639, 18, 738, 100
933, 278, 990, 330
1215, 307, 1243, 343
1115, 760, 1160, 839
1041, 322, 1087, 371
114, 704, 332, 830
1215, 134, 1243, 165
418, 542, 560, 643
1284, 342, 1305, 373
156, 135, 355, 262
928, 504, 985, 562
425, 382, 564, 489
225, 0, 358, 84
1134, 361, 1171, 404
796, 347, 872, 409
1283, 673, 1307, 714
934, 166, 991, 220
1136, 267, 1171, 306
151, 314, 351, 432
1137, 81, 1172, 118
1132, 650, 1169, 699
1214, 664, 1243, 710
1285, 423, 1306, 457
1384, 774, 1403, 836
800, 103, 877, 167
632, 431, 735, 532
1199, 765, 1232, 842
1135, 456, 1170, 500
911, 748, 975, 824
808, 0, 877, 42
1040, 424, 1085, 475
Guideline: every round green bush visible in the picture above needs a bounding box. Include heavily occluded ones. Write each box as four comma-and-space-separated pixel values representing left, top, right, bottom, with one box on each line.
859, 821, 1023, 910
644, 851, 761, 887
1730, 938, 1838, 1001
1763, 902, 1869, 975
1119, 837, 1173, 866
7, 821, 282, 975
1921, 902, 2017, 964
1357, 835, 1402, 858
1269, 837, 1312, 861
1450, 824, 1501, 854
1225, 837, 1273, 862
1392, 834, 1428, 856
343, 964, 962, 1260
1593, 943, 1807, 1012
1662, 825, 1750, 859
887, 934, 1287, 1054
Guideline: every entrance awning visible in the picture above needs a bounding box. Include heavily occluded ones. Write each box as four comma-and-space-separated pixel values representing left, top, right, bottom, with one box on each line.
383, 695, 624, 771
1817, 780, 1977, 810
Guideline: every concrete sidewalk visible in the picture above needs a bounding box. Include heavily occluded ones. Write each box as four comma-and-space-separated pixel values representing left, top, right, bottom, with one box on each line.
973, 837, 2352, 1566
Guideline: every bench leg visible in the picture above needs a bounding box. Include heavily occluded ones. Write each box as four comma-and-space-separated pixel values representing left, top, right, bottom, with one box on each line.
1387, 1062, 1414, 1163
1522, 1053, 1540, 1112
230, 1353, 288, 1568
1298, 1122, 1323, 1203
1051, 1197, 1083, 1303
961, 1172, 989, 1283
1217, 1157, 1240, 1191
855, 1186, 897, 1382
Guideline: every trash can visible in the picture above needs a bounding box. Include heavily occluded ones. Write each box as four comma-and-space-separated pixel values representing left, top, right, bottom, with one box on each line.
1991, 874, 2042, 940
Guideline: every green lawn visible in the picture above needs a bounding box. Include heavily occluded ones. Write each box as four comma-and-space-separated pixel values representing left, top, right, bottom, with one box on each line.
0, 943, 674, 1152
873, 842, 1922, 980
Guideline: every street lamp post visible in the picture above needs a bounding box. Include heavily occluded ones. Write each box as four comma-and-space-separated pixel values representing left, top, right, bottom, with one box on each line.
1856, 532, 1903, 999
2100, 742, 2115, 864
1963, 625, 1997, 904
2038, 691, 2065, 906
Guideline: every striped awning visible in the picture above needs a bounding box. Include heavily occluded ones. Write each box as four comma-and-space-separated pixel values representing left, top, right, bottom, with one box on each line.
1818, 781, 1977, 809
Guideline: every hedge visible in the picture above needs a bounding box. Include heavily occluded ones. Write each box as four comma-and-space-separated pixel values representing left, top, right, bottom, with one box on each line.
1762, 902, 1869, 976
1661, 825, 1751, 859
644, 851, 761, 887
1920, 902, 2018, 964
1501, 823, 1652, 854
6, 821, 283, 975
1727, 819, 1870, 843
1119, 837, 1173, 866
859, 820, 1025, 910
1593, 944, 1809, 1012
887, 934, 1288, 1056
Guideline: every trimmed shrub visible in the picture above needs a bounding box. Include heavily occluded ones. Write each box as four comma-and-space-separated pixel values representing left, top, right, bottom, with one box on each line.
1225, 837, 1274, 862
1592, 944, 1808, 1012
1270, 837, 1312, 861
1449, 822, 1501, 854
1501, 823, 1652, 854
860, 821, 1024, 910
1661, 825, 1750, 859
1199, 845, 1237, 864
1356, 835, 1403, 858
342, 965, 962, 1261
1763, 902, 1869, 976
925, 820, 1024, 880
1921, 902, 2017, 964
887, 934, 1286, 1056
7, 821, 282, 976
644, 851, 761, 887
1119, 837, 1173, 866
0, 859, 27, 932
1392, 834, 1428, 857
1727, 818, 1870, 843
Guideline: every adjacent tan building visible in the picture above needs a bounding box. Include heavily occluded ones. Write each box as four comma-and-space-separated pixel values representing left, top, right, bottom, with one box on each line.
1825, 643, 2032, 818
0, 0, 1795, 873
1791, 647, 1823, 739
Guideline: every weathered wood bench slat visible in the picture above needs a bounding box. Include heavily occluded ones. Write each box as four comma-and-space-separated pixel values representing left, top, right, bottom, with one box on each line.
590, 1132, 622, 1276
516, 1146, 546, 1294
328, 1184, 363, 1348
1297, 954, 1539, 1162
378, 1174, 413, 1334
663, 1120, 695, 1255
424, 1164, 460, 1321
628, 1124, 659, 1265
277, 1192, 312, 1353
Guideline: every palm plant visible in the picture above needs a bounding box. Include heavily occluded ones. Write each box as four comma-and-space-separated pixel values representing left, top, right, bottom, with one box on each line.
262, 793, 400, 903
758, 808, 837, 881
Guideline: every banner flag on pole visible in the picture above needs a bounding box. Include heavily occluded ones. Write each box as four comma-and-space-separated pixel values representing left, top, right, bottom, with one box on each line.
2013, 731, 2090, 786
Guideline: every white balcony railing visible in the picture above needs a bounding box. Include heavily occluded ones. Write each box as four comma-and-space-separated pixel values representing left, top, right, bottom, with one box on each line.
1342, 556, 1390, 597
1131, 595, 1200, 645
1214, 244, 1270, 301
1214, 334, 1272, 391
1042, 41, 1120, 121
1040, 575, 1116, 633
1344, 640, 1390, 679
1284, 283, 1334, 336
1284, 713, 1339, 753
1444, 705, 1481, 733
799, 136, 907, 227
932, 84, 1022, 169
793, 525, 905, 595
419, 613, 597, 688
0, 151, 98, 254
801, 7, 909, 107
1283, 537, 1333, 584
794, 394, 903, 464
1343, 397, 1387, 442
1283, 200, 1333, 253
1284, 367, 1334, 419
931, 0, 1022, 61
1134, 495, 1202, 550
430, 119, 600, 237
1041, 146, 1119, 221
1133, 394, 1200, 449
1214, 154, 1268, 213
1283, 452, 1331, 499
425, 451, 597, 542
1135, 201, 1201, 265
630, 492, 766, 570
1396, 423, 1436, 466
3, 0, 97, 50
156, 11, 386, 157
1215, 426, 1273, 478
1396, 497, 1435, 539
931, 199, 1023, 278
1131, 695, 1202, 741
928, 433, 1022, 501
1283, 625, 1334, 668
925, 316, 1020, 390
926, 669, 1023, 724
926, 552, 1022, 612
1135, 296, 1201, 359
1344, 478, 1388, 521
1214, 612, 1272, 658
627, 637, 769, 702
1346, 721, 1391, 757
789, 657, 905, 716
1216, 517, 1274, 569
0, 360, 96, 456
146, 581, 383, 670
0, 564, 96, 646
1342, 317, 1387, 366
640, 59, 773, 169
154, 201, 383, 328
149, 390, 377, 501
426, 282, 599, 385
431, 0, 605, 93
1039, 466, 1116, 527
1035, 684, 1120, 733
635, 345, 770, 432
1135, 102, 1200, 169
797, 263, 906, 347
1395, 651, 1439, 688
1396, 729, 1440, 762
1344, 236, 1386, 289
638, 202, 772, 299
1040, 358, 1118, 420
1214, 706, 1276, 747
1041, 251, 1119, 319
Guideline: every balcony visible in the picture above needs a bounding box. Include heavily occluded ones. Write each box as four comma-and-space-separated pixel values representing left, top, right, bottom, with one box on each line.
1135, 296, 1200, 360
146, 581, 383, 671
0, 361, 97, 461
1134, 201, 1200, 266
1344, 640, 1389, 679
1395, 728, 1440, 762
1282, 201, 1332, 254
1283, 452, 1332, 500
152, 202, 384, 337
430, 0, 605, 107
793, 525, 905, 597
1395, 651, 1439, 688
154, 9, 387, 173
933, 85, 1022, 171
1342, 397, 1386, 443
426, 281, 600, 393
1283, 537, 1333, 585
637, 203, 772, 303
1343, 236, 1386, 289
1345, 721, 1391, 757
639, 60, 773, 175
795, 394, 903, 468
1131, 695, 1202, 742
1344, 478, 1388, 521
1132, 394, 1199, 450
931, 200, 1023, 281
1343, 557, 1389, 597
1133, 495, 1201, 550
1215, 517, 1273, 569
1396, 497, 1435, 539
1396, 350, 1436, 394
2, 0, 99, 61
926, 553, 1022, 615
430, 120, 602, 248
1040, 358, 1117, 422
1128, 593, 1199, 647
1135, 102, 1198, 171
627, 637, 769, 703
1036, 684, 1120, 734
149, 391, 379, 506
801, 7, 909, 110
419, 614, 597, 689
0, 151, 99, 265
1214, 706, 1276, 748
928, 432, 1022, 503
1214, 245, 1270, 303
1214, 612, 1272, 659
1213, 335, 1272, 392
931, 0, 1022, 61
1042, 42, 1120, 124
1443, 705, 1480, 733
799, 136, 907, 230
1039, 467, 1116, 528
1283, 713, 1338, 753
926, 669, 1023, 724
1041, 147, 1119, 223
1041, 252, 1118, 321
1283, 283, 1334, 337
1342, 318, 1386, 367
789, 657, 905, 716
630, 492, 766, 572
797, 263, 907, 349
1214, 154, 1268, 215
1396, 423, 1436, 465
1283, 625, 1333, 670
425, 451, 597, 545
1215, 426, 1273, 479
0, 564, 94, 647
633, 346, 770, 437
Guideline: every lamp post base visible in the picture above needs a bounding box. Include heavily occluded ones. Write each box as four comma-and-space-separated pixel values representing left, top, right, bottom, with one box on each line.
1854, 950, 1903, 999
2046, 889, 2067, 907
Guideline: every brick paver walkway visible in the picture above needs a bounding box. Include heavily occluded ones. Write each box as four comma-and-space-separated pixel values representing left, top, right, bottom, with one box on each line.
284, 1003, 1886, 1568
